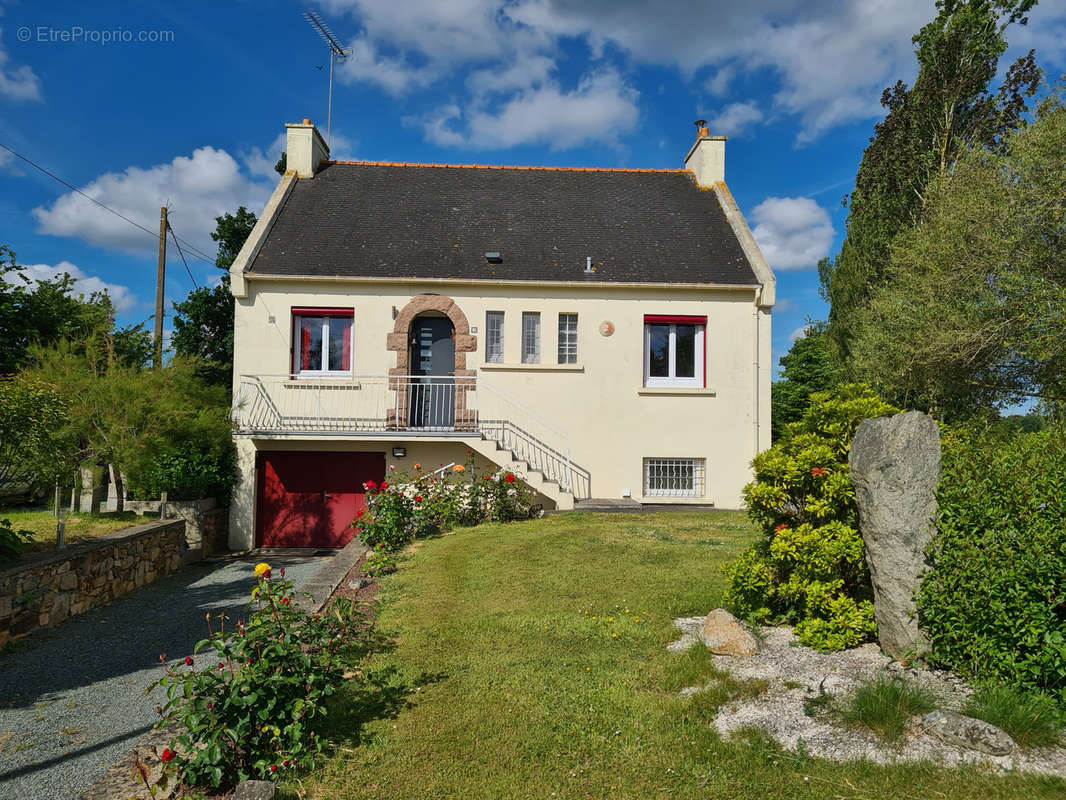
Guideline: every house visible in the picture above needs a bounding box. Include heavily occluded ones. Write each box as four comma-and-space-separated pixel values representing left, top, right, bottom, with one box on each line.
227, 119, 775, 550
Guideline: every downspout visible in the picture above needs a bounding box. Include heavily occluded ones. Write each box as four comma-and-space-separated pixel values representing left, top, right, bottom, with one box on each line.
753, 298, 760, 461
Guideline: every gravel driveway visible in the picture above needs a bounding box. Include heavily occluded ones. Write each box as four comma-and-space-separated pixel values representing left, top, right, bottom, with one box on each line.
0, 553, 330, 800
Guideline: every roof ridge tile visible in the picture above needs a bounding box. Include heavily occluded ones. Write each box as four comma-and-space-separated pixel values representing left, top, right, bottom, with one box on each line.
324, 159, 690, 174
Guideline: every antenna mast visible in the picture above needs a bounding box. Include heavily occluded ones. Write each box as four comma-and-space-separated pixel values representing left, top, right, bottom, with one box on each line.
303, 11, 350, 149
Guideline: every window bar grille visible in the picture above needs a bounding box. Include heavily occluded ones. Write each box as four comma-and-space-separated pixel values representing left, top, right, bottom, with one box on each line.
644, 458, 705, 497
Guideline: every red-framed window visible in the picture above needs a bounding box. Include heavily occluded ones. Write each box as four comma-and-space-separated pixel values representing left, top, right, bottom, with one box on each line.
291, 307, 354, 375
642, 314, 706, 387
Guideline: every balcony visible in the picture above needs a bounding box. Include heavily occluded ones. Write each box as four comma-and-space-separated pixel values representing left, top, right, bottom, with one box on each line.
232, 374, 590, 497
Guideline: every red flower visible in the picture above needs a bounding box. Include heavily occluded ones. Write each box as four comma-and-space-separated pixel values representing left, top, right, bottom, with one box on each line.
270, 764, 278, 773
160, 748, 175, 763
484, 475, 492, 481
263, 569, 271, 579
281, 597, 290, 605
184, 656, 194, 667
504, 473, 516, 483
279, 567, 286, 578
216, 663, 224, 670
380, 480, 389, 491
364, 480, 378, 491
415, 495, 423, 503
773, 523, 788, 533
355, 508, 364, 519
810, 467, 828, 477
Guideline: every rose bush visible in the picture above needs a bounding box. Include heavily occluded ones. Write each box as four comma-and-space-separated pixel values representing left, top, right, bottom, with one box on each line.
149, 564, 362, 792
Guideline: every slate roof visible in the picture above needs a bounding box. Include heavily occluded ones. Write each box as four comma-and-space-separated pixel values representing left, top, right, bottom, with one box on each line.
247, 162, 758, 285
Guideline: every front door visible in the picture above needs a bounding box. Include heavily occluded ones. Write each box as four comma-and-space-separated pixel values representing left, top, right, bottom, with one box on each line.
409, 316, 455, 429
256, 451, 385, 548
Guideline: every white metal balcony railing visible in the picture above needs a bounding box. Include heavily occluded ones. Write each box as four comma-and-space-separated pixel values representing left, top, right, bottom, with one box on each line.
232, 374, 590, 498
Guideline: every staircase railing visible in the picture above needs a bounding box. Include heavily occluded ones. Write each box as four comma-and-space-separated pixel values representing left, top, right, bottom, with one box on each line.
231, 374, 591, 498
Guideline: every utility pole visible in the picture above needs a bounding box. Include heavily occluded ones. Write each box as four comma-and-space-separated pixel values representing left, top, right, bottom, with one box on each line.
154, 205, 167, 368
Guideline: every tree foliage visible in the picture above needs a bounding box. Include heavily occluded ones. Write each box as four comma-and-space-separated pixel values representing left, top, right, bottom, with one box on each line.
22, 345, 235, 508
819, 0, 1040, 363
171, 207, 256, 388
771, 322, 843, 441
848, 96, 1066, 415
0, 379, 78, 493
0, 245, 151, 376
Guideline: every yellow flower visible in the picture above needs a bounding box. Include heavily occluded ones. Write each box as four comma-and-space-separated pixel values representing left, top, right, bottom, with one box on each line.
254, 562, 271, 576
452, 464, 465, 472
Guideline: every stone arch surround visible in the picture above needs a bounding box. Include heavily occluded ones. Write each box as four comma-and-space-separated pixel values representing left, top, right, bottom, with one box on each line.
385, 294, 478, 430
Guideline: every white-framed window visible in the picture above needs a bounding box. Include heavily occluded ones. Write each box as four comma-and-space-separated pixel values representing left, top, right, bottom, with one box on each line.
644, 458, 706, 498
558, 313, 578, 364
522, 312, 541, 364
292, 308, 354, 376
485, 311, 504, 363
643, 315, 705, 387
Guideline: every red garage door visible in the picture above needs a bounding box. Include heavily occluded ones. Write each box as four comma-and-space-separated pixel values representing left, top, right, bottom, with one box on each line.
256, 451, 385, 548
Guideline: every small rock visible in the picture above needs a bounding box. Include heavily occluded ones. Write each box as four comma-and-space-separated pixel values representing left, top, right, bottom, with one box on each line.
922, 710, 1013, 756
348, 577, 372, 590
700, 609, 759, 657
233, 779, 276, 800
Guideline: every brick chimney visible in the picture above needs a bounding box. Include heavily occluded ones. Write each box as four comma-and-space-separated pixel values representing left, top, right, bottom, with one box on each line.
284, 119, 330, 178
684, 119, 725, 187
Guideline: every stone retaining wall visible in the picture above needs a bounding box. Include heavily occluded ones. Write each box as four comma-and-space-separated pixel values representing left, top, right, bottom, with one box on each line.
0, 520, 187, 647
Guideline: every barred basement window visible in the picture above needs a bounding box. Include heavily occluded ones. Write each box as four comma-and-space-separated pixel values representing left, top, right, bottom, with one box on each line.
522, 312, 541, 364
558, 313, 578, 364
643, 458, 705, 498
485, 311, 504, 363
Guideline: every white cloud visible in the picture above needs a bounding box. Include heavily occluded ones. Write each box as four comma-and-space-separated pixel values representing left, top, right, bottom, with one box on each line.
708, 101, 764, 137
422, 70, 639, 150
789, 323, 812, 343
0, 27, 41, 100
750, 196, 834, 271
19, 261, 137, 312
32, 147, 272, 256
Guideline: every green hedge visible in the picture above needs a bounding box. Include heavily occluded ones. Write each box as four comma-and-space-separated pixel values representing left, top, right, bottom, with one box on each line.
918, 425, 1066, 699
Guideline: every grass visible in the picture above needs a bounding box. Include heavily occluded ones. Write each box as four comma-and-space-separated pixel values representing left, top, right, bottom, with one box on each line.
2, 507, 146, 554
839, 675, 936, 742
287, 512, 1065, 799
963, 683, 1065, 748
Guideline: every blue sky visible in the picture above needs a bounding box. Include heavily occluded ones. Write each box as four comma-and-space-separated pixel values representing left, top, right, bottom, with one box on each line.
1, 0, 1064, 369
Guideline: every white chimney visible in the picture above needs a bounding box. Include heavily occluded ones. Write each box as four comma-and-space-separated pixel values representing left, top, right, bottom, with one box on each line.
284, 118, 330, 178
684, 120, 725, 187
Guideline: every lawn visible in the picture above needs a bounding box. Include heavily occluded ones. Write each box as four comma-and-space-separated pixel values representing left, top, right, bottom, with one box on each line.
2, 508, 146, 554
292, 512, 1064, 800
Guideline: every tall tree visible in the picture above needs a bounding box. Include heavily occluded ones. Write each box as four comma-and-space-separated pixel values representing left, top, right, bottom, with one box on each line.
771, 322, 843, 441
171, 207, 256, 388
819, 0, 1040, 364
848, 96, 1066, 416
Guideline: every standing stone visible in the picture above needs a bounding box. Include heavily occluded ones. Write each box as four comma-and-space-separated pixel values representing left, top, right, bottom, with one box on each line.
232, 780, 276, 800
849, 411, 940, 660
700, 608, 759, 657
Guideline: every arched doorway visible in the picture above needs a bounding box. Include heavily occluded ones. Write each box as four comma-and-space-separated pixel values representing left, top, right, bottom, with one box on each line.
386, 294, 478, 431
408, 313, 455, 428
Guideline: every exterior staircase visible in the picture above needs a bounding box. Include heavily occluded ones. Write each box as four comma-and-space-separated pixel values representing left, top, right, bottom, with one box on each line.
464, 434, 579, 511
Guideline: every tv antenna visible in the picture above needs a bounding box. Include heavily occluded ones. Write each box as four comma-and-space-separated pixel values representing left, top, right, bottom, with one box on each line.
303, 11, 351, 149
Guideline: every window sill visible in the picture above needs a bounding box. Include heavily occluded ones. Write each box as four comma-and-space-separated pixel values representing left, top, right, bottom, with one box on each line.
480, 363, 585, 372
637, 386, 716, 396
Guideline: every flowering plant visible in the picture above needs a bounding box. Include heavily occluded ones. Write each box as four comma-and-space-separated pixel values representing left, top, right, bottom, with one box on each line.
148, 565, 362, 791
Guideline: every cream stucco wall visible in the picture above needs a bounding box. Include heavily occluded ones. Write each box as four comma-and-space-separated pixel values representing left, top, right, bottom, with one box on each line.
229, 277, 771, 547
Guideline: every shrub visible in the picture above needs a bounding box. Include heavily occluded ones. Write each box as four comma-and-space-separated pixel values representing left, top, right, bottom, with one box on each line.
131, 440, 239, 501
839, 674, 935, 741
361, 551, 397, 577
962, 682, 1064, 748
724, 384, 898, 651
355, 480, 415, 552
0, 518, 32, 563
917, 424, 1066, 700
150, 563, 362, 792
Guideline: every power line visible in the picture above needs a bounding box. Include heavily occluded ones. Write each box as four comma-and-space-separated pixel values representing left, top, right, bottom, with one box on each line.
0, 140, 217, 265
166, 219, 200, 289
